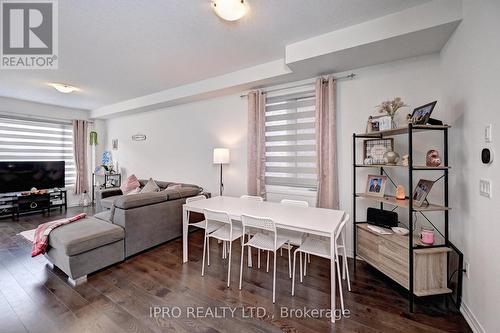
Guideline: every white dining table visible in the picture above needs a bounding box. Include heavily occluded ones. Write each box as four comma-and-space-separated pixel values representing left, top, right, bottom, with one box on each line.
182, 196, 345, 322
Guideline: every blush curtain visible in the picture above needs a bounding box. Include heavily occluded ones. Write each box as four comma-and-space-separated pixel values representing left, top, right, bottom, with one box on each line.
247, 90, 267, 199
315, 76, 339, 209
72, 120, 89, 195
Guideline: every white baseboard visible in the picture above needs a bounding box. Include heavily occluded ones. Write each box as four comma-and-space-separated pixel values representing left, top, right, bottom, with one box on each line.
460, 302, 485, 333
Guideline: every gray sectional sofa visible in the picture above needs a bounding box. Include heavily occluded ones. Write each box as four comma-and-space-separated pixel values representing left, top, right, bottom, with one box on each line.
45, 180, 205, 285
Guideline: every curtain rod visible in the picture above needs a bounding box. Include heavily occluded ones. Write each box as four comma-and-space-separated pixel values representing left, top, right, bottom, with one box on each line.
0, 110, 94, 125
240, 73, 356, 98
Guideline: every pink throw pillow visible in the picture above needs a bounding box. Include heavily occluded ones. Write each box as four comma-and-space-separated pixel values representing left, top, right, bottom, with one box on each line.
120, 174, 141, 194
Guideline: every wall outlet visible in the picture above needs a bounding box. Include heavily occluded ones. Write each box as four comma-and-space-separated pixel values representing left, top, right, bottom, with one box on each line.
480, 179, 492, 198
465, 262, 470, 279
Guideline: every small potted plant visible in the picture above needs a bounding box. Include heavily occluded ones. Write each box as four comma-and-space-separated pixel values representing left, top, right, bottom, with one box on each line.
377, 97, 408, 129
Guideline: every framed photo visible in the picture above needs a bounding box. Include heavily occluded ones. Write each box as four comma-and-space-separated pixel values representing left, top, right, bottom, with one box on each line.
366, 115, 390, 133
412, 179, 435, 206
363, 138, 394, 164
365, 175, 387, 197
410, 101, 437, 125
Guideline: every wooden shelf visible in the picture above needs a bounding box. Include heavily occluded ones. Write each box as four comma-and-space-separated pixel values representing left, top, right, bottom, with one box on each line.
355, 125, 451, 138
356, 193, 451, 211
355, 164, 450, 170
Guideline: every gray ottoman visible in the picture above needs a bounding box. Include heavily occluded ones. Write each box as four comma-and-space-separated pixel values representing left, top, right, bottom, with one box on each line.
44, 217, 125, 286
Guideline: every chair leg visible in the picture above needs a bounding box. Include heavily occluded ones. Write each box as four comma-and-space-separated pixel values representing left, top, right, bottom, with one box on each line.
342, 233, 351, 291
272, 251, 277, 303
292, 250, 298, 296
248, 235, 252, 268
287, 243, 292, 279
227, 240, 233, 287
304, 253, 307, 276
299, 251, 303, 283
222, 241, 226, 259
239, 244, 245, 290
201, 234, 207, 276
207, 237, 210, 266
336, 251, 345, 312
266, 251, 270, 273
258, 249, 261, 268
280, 247, 283, 256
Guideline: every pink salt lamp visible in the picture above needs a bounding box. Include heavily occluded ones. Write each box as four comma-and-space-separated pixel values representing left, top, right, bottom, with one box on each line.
396, 185, 406, 200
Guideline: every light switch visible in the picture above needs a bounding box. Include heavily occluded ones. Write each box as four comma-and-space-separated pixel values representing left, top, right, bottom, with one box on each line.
480, 179, 492, 198
485, 124, 492, 143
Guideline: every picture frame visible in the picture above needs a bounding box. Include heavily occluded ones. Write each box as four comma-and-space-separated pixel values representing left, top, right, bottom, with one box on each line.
366, 115, 384, 133
365, 174, 387, 197
410, 101, 437, 125
412, 179, 435, 206
363, 138, 394, 164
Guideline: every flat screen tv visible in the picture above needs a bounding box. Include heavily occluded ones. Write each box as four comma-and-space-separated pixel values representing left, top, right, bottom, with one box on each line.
0, 161, 65, 193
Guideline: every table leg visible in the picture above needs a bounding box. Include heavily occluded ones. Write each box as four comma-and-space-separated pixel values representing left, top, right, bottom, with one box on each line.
331, 234, 336, 323
182, 207, 189, 263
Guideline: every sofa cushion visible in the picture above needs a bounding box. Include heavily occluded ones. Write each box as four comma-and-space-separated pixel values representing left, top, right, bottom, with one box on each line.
120, 174, 141, 194
113, 191, 168, 210
100, 195, 121, 209
140, 178, 160, 193
94, 210, 112, 223
164, 186, 201, 200
49, 217, 125, 256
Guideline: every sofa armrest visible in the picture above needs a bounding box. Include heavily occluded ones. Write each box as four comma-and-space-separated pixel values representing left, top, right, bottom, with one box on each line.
113, 192, 168, 210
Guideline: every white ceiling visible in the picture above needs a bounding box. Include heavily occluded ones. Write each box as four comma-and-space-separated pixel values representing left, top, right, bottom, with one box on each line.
0, 0, 429, 110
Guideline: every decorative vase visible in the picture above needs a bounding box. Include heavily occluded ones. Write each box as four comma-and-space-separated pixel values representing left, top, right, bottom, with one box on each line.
391, 117, 397, 129
383, 151, 400, 165
79, 190, 91, 207
426, 150, 442, 167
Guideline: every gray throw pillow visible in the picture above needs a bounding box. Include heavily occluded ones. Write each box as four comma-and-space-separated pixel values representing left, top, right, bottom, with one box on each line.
140, 178, 160, 194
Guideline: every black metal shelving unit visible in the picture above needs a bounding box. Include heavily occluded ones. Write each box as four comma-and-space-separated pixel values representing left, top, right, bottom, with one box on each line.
352, 123, 457, 312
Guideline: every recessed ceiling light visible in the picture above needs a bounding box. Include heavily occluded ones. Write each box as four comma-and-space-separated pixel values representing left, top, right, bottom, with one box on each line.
212, 0, 248, 21
49, 83, 79, 94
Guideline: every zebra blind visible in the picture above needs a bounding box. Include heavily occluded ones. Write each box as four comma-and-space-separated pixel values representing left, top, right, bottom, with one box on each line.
265, 85, 317, 188
0, 117, 75, 186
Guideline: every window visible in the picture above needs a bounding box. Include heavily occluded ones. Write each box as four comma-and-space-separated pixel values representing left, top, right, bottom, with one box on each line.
0, 117, 76, 186
264, 85, 317, 189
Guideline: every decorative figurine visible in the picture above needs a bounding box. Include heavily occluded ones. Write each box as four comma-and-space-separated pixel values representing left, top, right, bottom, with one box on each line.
426, 149, 442, 167
383, 151, 400, 165
401, 154, 409, 166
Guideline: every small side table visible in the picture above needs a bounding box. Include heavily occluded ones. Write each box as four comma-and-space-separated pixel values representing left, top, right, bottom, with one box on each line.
92, 173, 121, 204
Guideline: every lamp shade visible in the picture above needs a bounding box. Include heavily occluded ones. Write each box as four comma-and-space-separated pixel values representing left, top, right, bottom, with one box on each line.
213, 148, 230, 164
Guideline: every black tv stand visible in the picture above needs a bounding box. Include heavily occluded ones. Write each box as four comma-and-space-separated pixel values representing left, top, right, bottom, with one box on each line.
0, 189, 67, 220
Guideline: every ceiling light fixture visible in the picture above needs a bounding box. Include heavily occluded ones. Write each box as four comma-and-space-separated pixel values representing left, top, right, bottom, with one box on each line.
49, 83, 78, 94
212, 0, 248, 21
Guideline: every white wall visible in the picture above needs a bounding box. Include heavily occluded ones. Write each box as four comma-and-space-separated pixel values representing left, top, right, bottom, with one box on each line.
106, 54, 443, 209
0, 96, 95, 207
440, 1, 500, 332
105, 94, 248, 197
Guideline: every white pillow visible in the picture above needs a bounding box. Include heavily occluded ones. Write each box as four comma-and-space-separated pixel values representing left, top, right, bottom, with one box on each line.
126, 187, 141, 195
140, 178, 160, 193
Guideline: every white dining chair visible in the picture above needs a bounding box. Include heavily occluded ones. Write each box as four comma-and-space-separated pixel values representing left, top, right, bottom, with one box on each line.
239, 195, 264, 267
239, 214, 291, 303
277, 199, 309, 277
291, 213, 351, 312
201, 209, 243, 287
186, 195, 223, 265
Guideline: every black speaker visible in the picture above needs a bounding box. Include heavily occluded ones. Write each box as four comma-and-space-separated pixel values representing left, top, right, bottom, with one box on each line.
367, 207, 398, 229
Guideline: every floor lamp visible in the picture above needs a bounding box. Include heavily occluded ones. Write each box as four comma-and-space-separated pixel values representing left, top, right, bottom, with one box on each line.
213, 148, 230, 196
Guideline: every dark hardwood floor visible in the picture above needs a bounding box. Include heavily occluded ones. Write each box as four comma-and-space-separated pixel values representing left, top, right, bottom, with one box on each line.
0, 207, 471, 333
